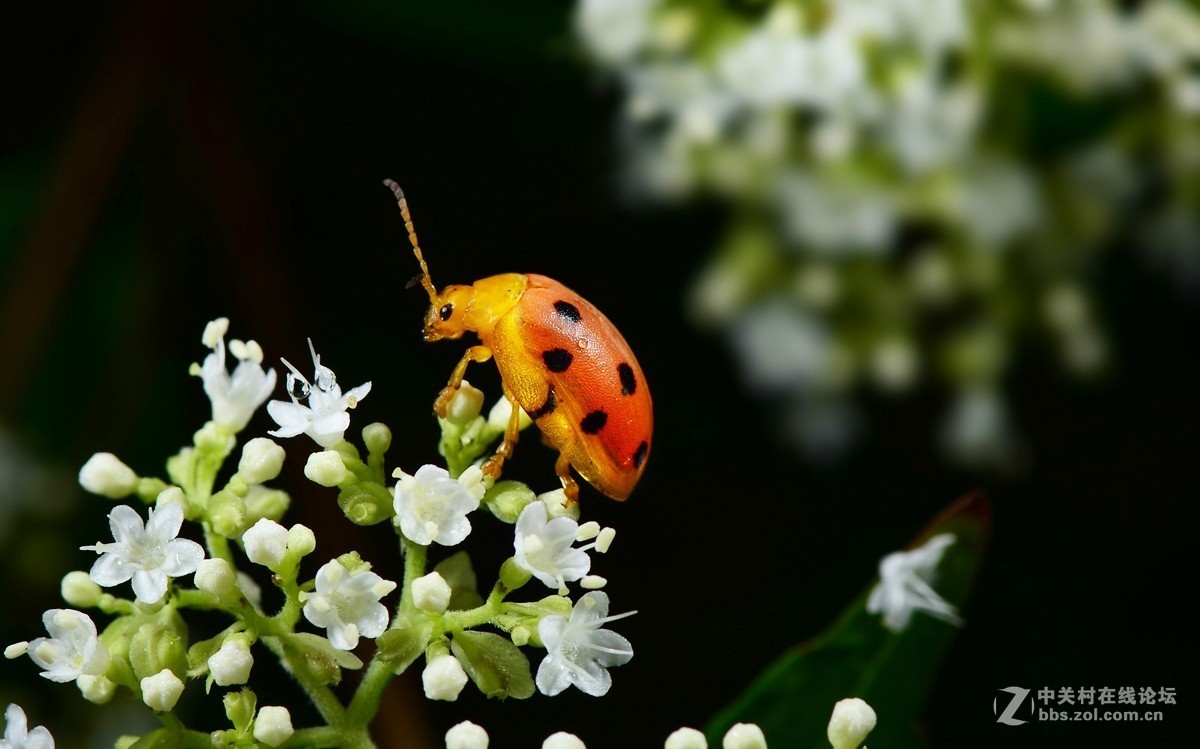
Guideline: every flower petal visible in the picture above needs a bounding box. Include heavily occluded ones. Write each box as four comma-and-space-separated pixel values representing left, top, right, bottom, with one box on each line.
131, 569, 168, 604
107, 505, 146, 545
89, 552, 134, 587
145, 501, 184, 541
160, 538, 205, 577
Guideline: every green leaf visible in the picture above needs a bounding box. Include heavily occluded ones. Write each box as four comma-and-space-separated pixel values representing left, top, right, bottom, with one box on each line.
375, 616, 434, 675
435, 551, 483, 610
450, 630, 535, 700
706, 493, 991, 749
124, 730, 173, 749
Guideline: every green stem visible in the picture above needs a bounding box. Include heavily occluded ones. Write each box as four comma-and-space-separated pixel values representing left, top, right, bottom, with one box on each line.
286, 725, 369, 749
261, 635, 347, 724
156, 713, 213, 748
441, 582, 507, 632
345, 537, 428, 729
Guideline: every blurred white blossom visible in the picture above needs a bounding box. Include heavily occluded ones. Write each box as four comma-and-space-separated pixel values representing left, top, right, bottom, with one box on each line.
193, 317, 277, 433
867, 533, 961, 631
1, 704, 54, 749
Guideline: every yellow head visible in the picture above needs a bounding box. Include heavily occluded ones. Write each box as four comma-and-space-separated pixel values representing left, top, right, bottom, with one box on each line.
384, 180, 526, 341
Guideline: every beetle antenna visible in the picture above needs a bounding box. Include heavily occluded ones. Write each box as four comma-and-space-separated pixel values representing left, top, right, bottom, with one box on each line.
383, 178, 438, 304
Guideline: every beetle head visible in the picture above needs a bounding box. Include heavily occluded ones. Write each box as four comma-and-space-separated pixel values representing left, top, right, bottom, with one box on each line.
423, 285, 474, 341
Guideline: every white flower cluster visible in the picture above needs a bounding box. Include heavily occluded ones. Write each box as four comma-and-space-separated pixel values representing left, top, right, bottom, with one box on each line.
578, 0, 1200, 466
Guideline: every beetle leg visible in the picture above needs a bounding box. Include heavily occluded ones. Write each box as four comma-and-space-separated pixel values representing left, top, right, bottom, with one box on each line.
434, 345, 493, 417
554, 452, 580, 505
482, 390, 522, 478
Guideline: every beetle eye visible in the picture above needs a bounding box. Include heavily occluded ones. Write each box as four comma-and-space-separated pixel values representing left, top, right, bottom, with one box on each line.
439, 303, 454, 322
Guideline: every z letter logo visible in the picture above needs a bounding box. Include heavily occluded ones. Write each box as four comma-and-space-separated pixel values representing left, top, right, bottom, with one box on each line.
994, 686, 1032, 726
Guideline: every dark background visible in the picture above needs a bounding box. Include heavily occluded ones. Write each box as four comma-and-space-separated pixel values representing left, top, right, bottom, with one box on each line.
0, 1, 1193, 746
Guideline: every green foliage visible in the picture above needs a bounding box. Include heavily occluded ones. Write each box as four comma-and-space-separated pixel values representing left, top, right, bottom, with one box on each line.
706, 494, 991, 747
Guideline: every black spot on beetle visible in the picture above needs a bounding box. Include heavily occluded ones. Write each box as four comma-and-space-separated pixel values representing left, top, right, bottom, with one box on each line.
617, 363, 637, 395
580, 410, 608, 434
542, 348, 573, 373
553, 300, 581, 323
529, 388, 556, 420
633, 441, 649, 469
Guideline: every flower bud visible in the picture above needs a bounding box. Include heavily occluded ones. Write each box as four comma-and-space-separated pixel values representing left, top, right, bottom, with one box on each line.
238, 438, 285, 484
141, 668, 185, 712
78, 674, 117, 704
446, 720, 490, 749
210, 490, 247, 538
665, 728, 708, 749
195, 558, 237, 597
363, 422, 393, 455
287, 524, 317, 559
483, 480, 536, 524
446, 380, 485, 425
538, 489, 580, 521
411, 571, 452, 613
244, 485, 291, 524
543, 733, 586, 749
61, 571, 103, 608
209, 637, 254, 686
422, 654, 468, 701
305, 450, 349, 487
242, 518, 288, 570
253, 706, 294, 747
510, 626, 531, 647
154, 485, 188, 511
224, 688, 257, 732
337, 483, 394, 525
487, 396, 533, 432
722, 724, 767, 749
79, 453, 138, 498
827, 698, 876, 749
129, 617, 188, 682
499, 558, 532, 591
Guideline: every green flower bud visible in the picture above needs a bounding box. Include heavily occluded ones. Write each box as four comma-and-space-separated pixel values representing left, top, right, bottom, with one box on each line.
194, 421, 236, 456
483, 481, 536, 524
828, 698, 876, 749
128, 612, 188, 682
336, 551, 370, 575
253, 706, 294, 747
209, 490, 247, 538
243, 485, 291, 524
195, 558, 236, 597
446, 380, 485, 425
538, 488, 580, 521
238, 438, 286, 484
510, 626, 531, 647
499, 558, 532, 592
77, 674, 116, 704
362, 422, 392, 456
136, 477, 171, 503
224, 688, 257, 734
286, 524, 316, 559
61, 571, 103, 608
166, 448, 196, 490
305, 450, 349, 487
337, 483, 394, 525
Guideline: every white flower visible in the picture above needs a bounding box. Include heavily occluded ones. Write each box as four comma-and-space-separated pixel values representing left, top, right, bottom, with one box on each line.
718, 28, 813, 107
665, 727, 707, 749
77, 452, 138, 499
1, 704, 54, 749
267, 340, 371, 448
27, 611, 110, 681
81, 503, 204, 605
576, 0, 661, 65
866, 533, 962, 631
238, 438, 285, 484
208, 638, 254, 686
445, 721, 489, 749
722, 723, 767, 749
827, 697, 877, 749
301, 560, 396, 650
411, 571, 452, 613
140, 669, 184, 712
193, 318, 277, 432
536, 592, 634, 697
513, 503, 591, 593
423, 654, 469, 701
543, 733, 587, 749
253, 706, 294, 747
393, 465, 483, 546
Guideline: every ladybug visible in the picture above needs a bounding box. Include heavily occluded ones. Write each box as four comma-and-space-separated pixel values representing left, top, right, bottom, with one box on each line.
384, 179, 652, 502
